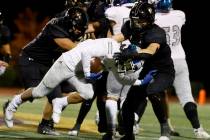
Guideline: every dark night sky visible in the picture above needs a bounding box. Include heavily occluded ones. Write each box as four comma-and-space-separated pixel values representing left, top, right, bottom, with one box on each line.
1, 0, 210, 93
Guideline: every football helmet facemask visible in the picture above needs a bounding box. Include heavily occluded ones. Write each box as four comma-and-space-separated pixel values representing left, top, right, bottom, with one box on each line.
116, 44, 143, 73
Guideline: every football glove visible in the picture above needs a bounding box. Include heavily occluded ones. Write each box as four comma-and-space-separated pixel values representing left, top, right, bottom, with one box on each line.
140, 69, 157, 86
113, 51, 138, 63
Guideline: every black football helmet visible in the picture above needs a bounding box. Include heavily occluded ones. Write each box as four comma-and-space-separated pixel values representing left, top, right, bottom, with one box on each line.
65, 7, 88, 38
129, 2, 155, 32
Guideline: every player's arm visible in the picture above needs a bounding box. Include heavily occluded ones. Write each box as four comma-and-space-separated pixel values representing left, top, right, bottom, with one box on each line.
54, 38, 77, 50
140, 43, 160, 55
114, 43, 160, 62
130, 42, 160, 60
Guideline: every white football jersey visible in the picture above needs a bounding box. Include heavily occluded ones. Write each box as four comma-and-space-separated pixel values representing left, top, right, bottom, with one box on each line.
62, 38, 121, 75
155, 10, 186, 59
105, 6, 130, 35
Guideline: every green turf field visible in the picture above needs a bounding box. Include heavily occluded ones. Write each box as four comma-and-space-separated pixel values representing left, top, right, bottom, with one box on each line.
0, 95, 210, 140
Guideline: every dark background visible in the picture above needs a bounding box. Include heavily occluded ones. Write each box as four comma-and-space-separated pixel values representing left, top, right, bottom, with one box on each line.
0, 0, 209, 94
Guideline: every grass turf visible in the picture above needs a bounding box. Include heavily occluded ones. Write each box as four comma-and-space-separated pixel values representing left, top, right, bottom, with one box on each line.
0, 95, 210, 139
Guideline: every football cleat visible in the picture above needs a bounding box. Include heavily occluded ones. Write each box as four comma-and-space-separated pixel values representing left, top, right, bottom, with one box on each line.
68, 129, 79, 136
37, 122, 60, 136
170, 130, 180, 136
3, 100, 16, 128
52, 98, 67, 124
194, 126, 210, 139
160, 123, 171, 139
68, 123, 81, 136
102, 132, 116, 140
158, 136, 170, 140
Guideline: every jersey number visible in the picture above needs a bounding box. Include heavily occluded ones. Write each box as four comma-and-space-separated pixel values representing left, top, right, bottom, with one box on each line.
162, 25, 181, 47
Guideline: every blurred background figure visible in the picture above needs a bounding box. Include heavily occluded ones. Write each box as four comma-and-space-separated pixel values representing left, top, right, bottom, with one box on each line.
0, 11, 12, 76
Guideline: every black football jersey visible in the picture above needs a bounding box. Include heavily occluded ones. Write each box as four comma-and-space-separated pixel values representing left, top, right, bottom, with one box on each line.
121, 20, 174, 74
22, 17, 73, 66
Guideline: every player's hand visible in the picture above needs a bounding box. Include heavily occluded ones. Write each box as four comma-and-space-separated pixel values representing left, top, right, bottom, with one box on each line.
85, 72, 102, 83
140, 70, 157, 86
113, 50, 137, 62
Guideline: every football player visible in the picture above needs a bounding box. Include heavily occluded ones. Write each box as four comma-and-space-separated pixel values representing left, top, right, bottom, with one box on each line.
154, 0, 210, 138
3, 7, 88, 136
112, 1, 175, 140
3, 38, 155, 132
68, 0, 112, 136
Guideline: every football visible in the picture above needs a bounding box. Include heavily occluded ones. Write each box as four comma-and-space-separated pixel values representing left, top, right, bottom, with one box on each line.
90, 57, 103, 73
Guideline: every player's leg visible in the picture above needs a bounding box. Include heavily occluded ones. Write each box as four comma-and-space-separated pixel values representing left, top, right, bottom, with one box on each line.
174, 59, 210, 138
95, 71, 108, 133
52, 76, 94, 124
102, 71, 120, 140
133, 96, 148, 135
68, 96, 96, 136
147, 72, 174, 140
17, 52, 59, 135
37, 101, 60, 136
120, 86, 146, 140
160, 91, 180, 136
3, 56, 72, 127
37, 84, 66, 136
96, 95, 107, 133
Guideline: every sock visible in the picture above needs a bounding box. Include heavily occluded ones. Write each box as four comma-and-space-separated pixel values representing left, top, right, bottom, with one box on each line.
105, 99, 118, 132
149, 94, 167, 124
11, 95, 22, 109
184, 102, 200, 129
61, 96, 68, 106
75, 99, 93, 126
40, 118, 50, 125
